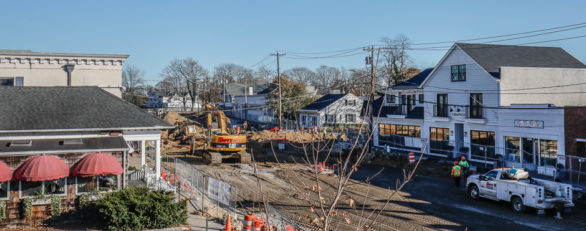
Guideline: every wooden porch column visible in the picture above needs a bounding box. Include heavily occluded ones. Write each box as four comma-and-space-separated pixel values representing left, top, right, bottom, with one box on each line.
141, 140, 146, 167
155, 139, 161, 179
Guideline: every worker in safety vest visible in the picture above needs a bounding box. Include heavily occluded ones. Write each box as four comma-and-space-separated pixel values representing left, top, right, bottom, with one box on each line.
451, 161, 462, 188
459, 156, 470, 177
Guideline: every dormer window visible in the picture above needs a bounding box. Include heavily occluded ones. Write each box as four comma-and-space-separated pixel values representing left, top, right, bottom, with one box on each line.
451, 65, 466, 82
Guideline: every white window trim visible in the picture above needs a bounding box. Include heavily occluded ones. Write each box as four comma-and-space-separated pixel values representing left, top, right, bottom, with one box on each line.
75, 175, 121, 195
19, 178, 68, 199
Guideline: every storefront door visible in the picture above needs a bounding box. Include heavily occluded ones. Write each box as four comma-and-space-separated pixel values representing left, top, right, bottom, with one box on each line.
521, 138, 537, 169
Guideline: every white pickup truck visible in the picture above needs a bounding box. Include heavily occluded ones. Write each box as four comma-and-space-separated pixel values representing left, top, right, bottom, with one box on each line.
466, 168, 574, 213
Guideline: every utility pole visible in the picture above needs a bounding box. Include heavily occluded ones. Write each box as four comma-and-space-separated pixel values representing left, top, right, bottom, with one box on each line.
364, 46, 376, 153
271, 51, 285, 130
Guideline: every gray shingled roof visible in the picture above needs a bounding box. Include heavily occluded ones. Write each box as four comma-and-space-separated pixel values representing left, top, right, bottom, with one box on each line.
457, 43, 586, 78
224, 83, 270, 96
392, 68, 434, 90
301, 94, 346, 111
0, 87, 173, 132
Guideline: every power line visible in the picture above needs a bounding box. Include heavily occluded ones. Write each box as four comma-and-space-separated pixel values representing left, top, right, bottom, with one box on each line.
286, 47, 363, 55
409, 22, 586, 46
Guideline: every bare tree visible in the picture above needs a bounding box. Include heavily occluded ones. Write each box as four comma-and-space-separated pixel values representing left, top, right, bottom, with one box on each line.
214, 63, 255, 84
284, 67, 315, 85
122, 65, 145, 106
380, 34, 414, 87
255, 65, 275, 83
161, 58, 208, 110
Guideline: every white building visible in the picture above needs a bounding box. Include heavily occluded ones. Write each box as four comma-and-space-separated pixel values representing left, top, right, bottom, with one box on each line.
298, 93, 364, 129
0, 49, 128, 97
221, 83, 274, 123
374, 43, 586, 175
146, 91, 201, 112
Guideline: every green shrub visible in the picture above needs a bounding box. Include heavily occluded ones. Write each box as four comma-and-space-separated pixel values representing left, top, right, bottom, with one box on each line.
77, 194, 90, 210
50, 195, 62, 216
85, 187, 187, 231
21, 198, 32, 219
0, 200, 5, 221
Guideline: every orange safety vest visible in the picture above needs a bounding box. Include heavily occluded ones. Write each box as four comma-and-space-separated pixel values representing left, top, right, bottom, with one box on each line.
451, 165, 461, 177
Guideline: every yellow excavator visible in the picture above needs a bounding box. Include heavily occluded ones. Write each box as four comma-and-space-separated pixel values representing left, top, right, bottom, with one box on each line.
198, 104, 251, 164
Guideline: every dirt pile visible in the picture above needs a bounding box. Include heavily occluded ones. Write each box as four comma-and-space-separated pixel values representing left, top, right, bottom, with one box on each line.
249, 130, 347, 143
163, 111, 188, 125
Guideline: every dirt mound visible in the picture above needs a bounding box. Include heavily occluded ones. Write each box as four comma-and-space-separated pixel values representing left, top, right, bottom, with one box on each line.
249, 130, 347, 143
163, 111, 188, 124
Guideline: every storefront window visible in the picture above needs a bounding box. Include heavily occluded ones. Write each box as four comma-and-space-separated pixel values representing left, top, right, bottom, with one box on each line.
539, 140, 558, 167
0, 182, 8, 199
470, 130, 496, 159
77, 176, 97, 193
505, 136, 520, 162
77, 175, 119, 194
98, 175, 119, 192
430, 127, 450, 154
20, 181, 43, 197
20, 178, 67, 198
45, 178, 66, 195
378, 124, 420, 148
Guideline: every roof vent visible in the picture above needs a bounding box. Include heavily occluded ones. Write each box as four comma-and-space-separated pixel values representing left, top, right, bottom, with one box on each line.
60, 139, 83, 145
10, 140, 32, 147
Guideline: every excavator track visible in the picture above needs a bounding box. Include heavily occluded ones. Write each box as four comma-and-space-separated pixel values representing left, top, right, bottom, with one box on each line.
203, 151, 222, 164
238, 151, 251, 164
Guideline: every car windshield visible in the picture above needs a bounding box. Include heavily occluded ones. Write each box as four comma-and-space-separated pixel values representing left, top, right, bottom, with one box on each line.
485, 171, 498, 180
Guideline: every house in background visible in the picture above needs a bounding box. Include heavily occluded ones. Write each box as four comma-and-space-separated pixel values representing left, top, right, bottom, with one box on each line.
298, 93, 364, 129
146, 91, 202, 113
221, 83, 273, 123
0, 49, 128, 97
0, 86, 173, 223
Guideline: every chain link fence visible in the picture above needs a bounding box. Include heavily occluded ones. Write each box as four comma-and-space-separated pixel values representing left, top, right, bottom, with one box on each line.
138, 155, 307, 230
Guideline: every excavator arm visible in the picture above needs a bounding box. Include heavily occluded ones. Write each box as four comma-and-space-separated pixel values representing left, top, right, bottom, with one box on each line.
205, 103, 231, 134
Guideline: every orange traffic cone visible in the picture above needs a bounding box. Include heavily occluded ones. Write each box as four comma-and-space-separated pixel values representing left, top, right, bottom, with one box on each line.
224, 214, 231, 231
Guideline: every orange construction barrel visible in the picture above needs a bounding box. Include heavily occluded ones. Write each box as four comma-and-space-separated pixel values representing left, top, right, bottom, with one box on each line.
408, 152, 415, 164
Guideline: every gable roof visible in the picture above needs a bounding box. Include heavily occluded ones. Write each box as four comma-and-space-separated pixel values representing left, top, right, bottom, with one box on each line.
391, 68, 434, 90
224, 83, 270, 96
0, 86, 173, 132
300, 94, 347, 111
457, 43, 586, 78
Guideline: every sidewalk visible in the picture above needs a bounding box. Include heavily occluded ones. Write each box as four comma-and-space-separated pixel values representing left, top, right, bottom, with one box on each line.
187, 200, 225, 231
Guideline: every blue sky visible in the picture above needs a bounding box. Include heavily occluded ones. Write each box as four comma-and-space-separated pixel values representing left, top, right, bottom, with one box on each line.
2, 1, 586, 83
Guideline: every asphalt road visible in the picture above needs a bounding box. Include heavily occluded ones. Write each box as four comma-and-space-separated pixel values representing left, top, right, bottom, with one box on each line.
352, 166, 586, 231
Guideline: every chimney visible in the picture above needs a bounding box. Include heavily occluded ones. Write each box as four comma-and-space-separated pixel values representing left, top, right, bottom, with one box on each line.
63, 64, 75, 87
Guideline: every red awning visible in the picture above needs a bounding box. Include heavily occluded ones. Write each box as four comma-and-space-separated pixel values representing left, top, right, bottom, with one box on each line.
0, 161, 12, 182
71, 153, 123, 177
13, 155, 69, 182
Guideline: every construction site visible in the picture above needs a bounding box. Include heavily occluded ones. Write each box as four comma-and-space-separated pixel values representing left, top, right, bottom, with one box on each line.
129, 111, 586, 231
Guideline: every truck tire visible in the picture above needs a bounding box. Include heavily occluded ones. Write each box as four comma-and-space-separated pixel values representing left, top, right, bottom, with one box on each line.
468, 185, 479, 200
511, 196, 526, 213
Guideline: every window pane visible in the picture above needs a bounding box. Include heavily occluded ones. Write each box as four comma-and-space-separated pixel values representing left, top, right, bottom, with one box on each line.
77, 176, 96, 193
98, 175, 118, 192
0, 182, 8, 198
45, 178, 66, 195
15, 77, 24, 86
21, 181, 43, 197
0, 78, 14, 86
